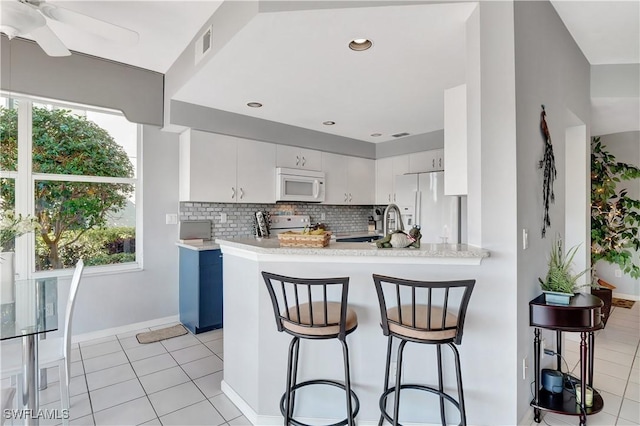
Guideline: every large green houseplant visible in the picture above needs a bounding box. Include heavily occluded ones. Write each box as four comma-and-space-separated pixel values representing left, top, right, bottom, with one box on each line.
591, 137, 640, 279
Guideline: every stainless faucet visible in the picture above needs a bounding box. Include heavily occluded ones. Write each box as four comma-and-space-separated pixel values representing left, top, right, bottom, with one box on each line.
383, 204, 404, 236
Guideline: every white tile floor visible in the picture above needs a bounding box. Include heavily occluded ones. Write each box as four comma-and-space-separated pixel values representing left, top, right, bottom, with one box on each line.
531, 300, 640, 426
2, 325, 249, 426
2, 300, 638, 426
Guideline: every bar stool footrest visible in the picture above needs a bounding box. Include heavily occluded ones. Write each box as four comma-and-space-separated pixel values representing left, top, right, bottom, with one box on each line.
280, 379, 360, 426
379, 384, 462, 426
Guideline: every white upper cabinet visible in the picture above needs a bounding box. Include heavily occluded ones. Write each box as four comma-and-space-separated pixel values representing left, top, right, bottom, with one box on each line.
409, 149, 444, 173
179, 129, 276, 203
347, 157, 375, 205
237, 139, 277, 203
444, 84, 468, 195
375, 155, 409, 204
276, 145, 322, 170
322, 153, 374, 205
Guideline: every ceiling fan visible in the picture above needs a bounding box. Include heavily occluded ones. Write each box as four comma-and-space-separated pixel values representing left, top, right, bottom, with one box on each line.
0, 0, 139, 57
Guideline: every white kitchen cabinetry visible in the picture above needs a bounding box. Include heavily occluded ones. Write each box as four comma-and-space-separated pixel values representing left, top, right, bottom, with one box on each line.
444, 84, 468, 195
375, 155, 410, 204
276, 145, 322, 171
179, 130, 276, 203
322, 153, 374, 205
409, 149, 444, 173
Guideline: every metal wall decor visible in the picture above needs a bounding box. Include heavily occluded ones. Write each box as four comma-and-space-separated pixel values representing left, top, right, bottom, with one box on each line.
538, 105, 556, 238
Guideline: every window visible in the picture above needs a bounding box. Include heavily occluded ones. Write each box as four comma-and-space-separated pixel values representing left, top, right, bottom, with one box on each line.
0, 94, 140, 276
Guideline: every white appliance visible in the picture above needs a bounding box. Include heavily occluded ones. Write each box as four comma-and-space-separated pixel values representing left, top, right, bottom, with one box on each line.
395, 172, 466, 244
276, 167, 325, 202
269, 215, 311, 234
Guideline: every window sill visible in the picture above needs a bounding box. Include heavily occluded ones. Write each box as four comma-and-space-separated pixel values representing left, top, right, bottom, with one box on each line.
31, 262, 143, 279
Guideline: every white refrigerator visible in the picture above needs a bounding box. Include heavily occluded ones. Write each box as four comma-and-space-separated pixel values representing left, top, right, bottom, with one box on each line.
395, 172, 466, 244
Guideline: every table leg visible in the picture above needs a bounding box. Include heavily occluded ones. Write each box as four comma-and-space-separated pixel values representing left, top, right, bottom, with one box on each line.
21, 333, 39, 426
588, 332, 595, 387
579, 331, 587, 425
533, 328, 541, 423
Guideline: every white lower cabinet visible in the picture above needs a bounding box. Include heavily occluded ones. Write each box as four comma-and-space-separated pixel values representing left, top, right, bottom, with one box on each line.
179, 129, 276, 203
322, 153, 375, 205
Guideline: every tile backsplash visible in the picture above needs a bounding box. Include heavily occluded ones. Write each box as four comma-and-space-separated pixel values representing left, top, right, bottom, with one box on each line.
179, 202, 378, 239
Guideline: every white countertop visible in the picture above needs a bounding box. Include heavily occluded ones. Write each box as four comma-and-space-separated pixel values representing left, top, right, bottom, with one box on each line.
215, 237, 489, 264
176, 241, 220, 251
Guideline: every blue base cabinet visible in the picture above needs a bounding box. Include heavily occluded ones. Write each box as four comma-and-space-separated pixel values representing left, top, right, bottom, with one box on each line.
179, 247, 223, 334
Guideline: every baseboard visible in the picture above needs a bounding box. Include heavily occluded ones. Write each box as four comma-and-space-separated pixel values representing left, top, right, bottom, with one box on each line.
71, 315, 180, 344
612, 292, 640, 301
518, 407, 535, 426
221, 380, 440, 426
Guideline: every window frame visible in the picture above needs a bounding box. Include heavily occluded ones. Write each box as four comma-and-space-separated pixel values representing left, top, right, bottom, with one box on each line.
0, 93, 143, 279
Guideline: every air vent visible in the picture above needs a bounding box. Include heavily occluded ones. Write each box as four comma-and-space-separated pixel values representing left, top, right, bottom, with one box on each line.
195, 25, 213, 65
392, 132, 410, 138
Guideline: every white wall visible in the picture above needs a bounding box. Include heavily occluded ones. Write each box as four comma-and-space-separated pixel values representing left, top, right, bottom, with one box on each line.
594, 131, 640, 299
513, 0, 591, 421
67, 126, 180, 334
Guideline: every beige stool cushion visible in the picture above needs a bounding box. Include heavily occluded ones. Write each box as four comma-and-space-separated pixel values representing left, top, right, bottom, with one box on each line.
387, 304, 458, 341
282, 301, 358, 337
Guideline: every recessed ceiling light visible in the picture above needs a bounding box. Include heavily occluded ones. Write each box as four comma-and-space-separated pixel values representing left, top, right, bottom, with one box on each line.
371, 133, 382, 137
247, 102, 262, 108
349, 38, 373, 51
323, 121, 335, 126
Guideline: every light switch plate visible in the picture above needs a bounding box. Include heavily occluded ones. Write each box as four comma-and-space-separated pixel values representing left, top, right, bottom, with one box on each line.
166, 214, 178, 225
523, 229, 529, 250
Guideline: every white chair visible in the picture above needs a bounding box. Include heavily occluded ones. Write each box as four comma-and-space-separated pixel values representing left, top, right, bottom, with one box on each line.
1, 259, 84, 419
1, 387, 16, 426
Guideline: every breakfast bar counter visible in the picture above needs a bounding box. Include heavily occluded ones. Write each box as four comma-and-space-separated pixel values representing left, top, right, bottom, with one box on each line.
215, 237, 491, 425
216, 237, 489, 264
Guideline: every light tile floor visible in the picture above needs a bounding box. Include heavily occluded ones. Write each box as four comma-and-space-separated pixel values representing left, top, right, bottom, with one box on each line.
2, 300, 638, 426
531, 300, 640, 426
2, 324, 249, 426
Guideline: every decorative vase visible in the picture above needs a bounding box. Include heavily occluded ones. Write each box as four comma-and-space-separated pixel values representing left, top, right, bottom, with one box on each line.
1, 251, 15, 302
0, 251, 15, 324
542, 290, 573, 306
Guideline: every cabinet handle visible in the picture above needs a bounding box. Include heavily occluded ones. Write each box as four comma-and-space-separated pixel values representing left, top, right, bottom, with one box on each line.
439, 158, 442, 168
349, 193, 352, 202
296, 155, 300, 166
240, 188, 244, 199
388, 194, 391, 202
344, 193, 348, 202
231, 187, 236, 199
393, 194, 396, 202
302, 156, 306, 166
432, 158, 435, 168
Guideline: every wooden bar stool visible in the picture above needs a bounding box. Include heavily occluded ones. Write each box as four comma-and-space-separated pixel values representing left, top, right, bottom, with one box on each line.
262, 271, 360, 426
372, 274, 475, 426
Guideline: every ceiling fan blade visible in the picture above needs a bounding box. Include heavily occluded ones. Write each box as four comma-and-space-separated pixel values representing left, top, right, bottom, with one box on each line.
28, 25, 71, 57
39, 3, 139, 45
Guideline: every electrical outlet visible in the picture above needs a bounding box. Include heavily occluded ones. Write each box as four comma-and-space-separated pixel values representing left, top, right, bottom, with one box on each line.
390, 361, 397, 380
220, 213, 227, 223
45, 303, 54, 316
615, 269, 622, 278
540, 338, 548, 360
321, 213, 326, 220
522, 356, 528, 380
523, 228, 529, 250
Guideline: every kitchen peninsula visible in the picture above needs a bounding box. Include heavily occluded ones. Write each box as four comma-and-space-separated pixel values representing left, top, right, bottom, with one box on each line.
215, 237, 489, 424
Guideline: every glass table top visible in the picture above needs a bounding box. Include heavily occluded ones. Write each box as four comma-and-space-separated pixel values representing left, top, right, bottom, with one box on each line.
0, 277, 58, 340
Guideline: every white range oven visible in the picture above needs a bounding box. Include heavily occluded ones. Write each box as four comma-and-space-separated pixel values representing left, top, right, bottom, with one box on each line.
275, 167, 325, 202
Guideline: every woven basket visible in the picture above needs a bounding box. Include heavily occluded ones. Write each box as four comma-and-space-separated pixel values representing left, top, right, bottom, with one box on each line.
277, 231, 331, 248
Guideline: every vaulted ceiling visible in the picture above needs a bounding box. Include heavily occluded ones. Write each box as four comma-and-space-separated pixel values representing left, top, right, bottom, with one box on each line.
8, 0, 640, 140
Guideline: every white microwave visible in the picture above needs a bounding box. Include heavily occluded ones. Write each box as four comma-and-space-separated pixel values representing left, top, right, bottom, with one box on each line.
276, 167, 325, 202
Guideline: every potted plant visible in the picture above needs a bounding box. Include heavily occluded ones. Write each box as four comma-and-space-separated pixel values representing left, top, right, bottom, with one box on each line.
590, 137, 640, 324
591, 137, 640, 279
539, 237, 590, 305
